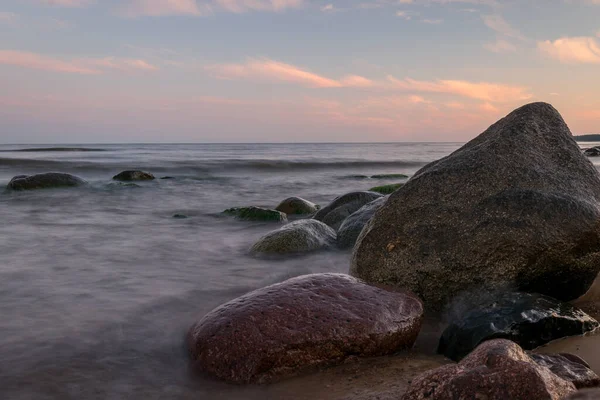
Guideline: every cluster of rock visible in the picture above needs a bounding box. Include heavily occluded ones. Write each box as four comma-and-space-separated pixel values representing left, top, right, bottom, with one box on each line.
5, 170, 156, 191
583, 146, 600, 157
187, 103, 600, 398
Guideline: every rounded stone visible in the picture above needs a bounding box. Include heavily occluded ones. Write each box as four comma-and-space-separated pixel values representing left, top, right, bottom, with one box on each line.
224, 206, 287, 222
7, 173, 87, 190
337, 196, 387, 249
187, 273, 424, 383
313, 191, 383, 231
112, 170, 155, 181
275, 197, 319, 215
250, 219, 335, 254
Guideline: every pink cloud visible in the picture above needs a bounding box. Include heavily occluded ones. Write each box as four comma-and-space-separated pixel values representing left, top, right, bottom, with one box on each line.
538, 37, 600, 64
0, 50, 159, 74
119, 0, 208, 17
215, 0, 303, 13
38, 0, 93, 7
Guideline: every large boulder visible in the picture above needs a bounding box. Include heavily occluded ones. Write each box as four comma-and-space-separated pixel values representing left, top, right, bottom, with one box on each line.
275, 197, 319, 215
313, 191, 383, 231
438, 292, 599, 361
112, 170, 155, 181
402, 339, 599, 400
223, 206, 287, 222
7, 173, 87, 190
337, 196, 387, 249
351, 103, 600, 310
250, 219, 335, 254
187, 273, 424, 383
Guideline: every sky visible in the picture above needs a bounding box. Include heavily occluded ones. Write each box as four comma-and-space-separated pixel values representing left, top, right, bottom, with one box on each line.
0, 0, 599, 143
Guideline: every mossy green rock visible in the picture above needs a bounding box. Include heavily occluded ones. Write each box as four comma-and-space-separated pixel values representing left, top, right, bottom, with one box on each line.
371, 174, 408, 179
250, 220, 336, 254
369, 183, 404, 194
224, 207, 287, 222
275, 197, 319, 215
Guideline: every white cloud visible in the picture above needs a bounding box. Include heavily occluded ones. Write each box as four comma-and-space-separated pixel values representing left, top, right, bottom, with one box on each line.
538, 36, 600, 64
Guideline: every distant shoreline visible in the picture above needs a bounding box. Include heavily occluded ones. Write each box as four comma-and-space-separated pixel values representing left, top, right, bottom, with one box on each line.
575, 134, 600, 141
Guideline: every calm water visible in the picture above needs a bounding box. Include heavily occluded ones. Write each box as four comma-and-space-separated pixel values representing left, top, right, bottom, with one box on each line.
0, 142, 594, 399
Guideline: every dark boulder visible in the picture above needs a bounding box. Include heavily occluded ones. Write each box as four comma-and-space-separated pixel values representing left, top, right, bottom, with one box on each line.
250, 219, 335, 254
112, 170, 155, 181
369, 183, 404, 195
337, 196, 387, 249
583, 147, 600, 157
275, 197, 319, 215
224, 206, 287, 222
351, 103, 600, 310
402, 339, 599, 400
7, 173, 87, 190
313, 191, 383, 231
187, 273, 424, 383
438, 292, 599, 361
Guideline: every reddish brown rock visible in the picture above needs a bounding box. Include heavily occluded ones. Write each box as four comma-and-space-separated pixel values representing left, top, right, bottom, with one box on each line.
187, 273, 424, 384
402, 339, 600, 400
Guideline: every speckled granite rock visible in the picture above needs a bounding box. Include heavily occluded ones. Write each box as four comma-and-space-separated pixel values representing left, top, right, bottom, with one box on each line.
313, 191, 382, 231
439, 292, 599, 361
7, 173, 87, 190
187, 273, 424, 383
352, 103, 600, 310
250, 219, 336, 254
403, 339, 600, 400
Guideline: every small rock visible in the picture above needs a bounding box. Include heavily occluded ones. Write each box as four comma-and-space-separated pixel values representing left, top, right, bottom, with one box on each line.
173, 214, 188, 219
438, 292, 599, 361
112, 170, 155, 181
250, 219, 336, 254
369, 183, 404, 195
223, 206, 287, 222
402, 339, 599, 400
370, 174, 408, 179
275, 197, 320, 215
583, 147, 600, 157
313, 191, 383, 231
187, 273, 424, 383
7, 173, 87, 190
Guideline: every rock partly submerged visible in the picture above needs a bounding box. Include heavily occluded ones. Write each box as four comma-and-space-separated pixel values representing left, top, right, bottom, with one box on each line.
313, 191, 383, 231
369, 183, 404, 195
187, 273, 424, 384
352, 103, 600, 310
250, 219, 335, 254
7, 173, 87, 190
583, 147, 600, 157
275, 197, 320, 215
438, 292, 599, 362
402, 339, 600, 400
224, 206, 287, 222
337, 196, 387, 249
112, 170, 155, 181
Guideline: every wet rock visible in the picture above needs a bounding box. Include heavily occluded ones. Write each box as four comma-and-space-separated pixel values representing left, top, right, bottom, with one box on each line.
583, 147, 600, 157
438, 292, 599, 361
275, 197, 319, 215
173, 214, 188, 219
313, 191, 383, 231
112, 170, 155, 181
402, 339, 599, 400
187, 273, 424, 384
565, 388, 600, 399
369, 183, 404, 195
352, 103, 600, 310
371, 174, 408, 179
223, 206, 287, 222
250, 219, 335, 254
337, 197, 387, 249
160, 176, 175, 180
7, 173, 87, 190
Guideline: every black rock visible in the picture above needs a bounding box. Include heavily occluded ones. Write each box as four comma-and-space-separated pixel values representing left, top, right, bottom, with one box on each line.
337, 196, 387, 249
7, 173, 87, 190
438, 292, 599, 361
583, 147, 600, 157
313, 191, 383, 231
113, 170, 155, 181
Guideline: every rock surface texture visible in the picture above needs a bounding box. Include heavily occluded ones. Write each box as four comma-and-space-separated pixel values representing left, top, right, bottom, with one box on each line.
250, 219, 336, 254
438, 292, 599, 361
112, 170, 155, 181
351, 103, 600, 310
275, 197, 319, 215
187, 273, 424, 383
337, 196, 387, 249
313, 191, 383, 231
402, 339, 600, 400
7, 173, 87, 190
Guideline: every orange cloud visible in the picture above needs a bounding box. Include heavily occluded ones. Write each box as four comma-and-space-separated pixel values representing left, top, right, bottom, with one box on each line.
0, 50, 159, 74
387, 76, 532, 103
538, 37, 600, 64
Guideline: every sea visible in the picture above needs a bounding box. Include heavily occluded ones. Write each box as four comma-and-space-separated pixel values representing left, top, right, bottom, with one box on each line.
0, 142, 597, 399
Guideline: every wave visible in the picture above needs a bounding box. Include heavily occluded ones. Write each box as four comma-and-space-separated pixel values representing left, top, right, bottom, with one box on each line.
1, 147, 107, 153
174, 159, 427, 172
